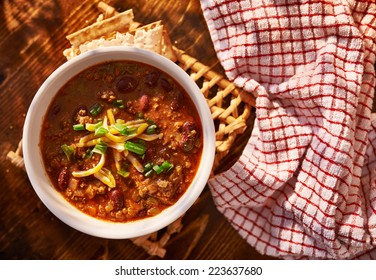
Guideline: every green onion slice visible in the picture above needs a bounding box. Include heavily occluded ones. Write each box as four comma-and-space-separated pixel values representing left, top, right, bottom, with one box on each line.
89, 103, 102, 116
94, 126, 108, 137
117, 169, 130, 178
73, 124, 85, 131
152, 164, 160, 173
92, 142, 108, 155
112, 100, 125, 108
83, 148, 94, 159
125, 141, 147, 155
114, 123, 137, 136
154, 161, 174, 174
144, 169, 153, 177
61, 144, 75, 160
146, 124, 158, 135
86, 121, 103, 132
143, 162, 153, 173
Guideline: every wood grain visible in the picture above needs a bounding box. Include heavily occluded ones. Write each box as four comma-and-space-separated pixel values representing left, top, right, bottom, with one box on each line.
0, 0, 272, 260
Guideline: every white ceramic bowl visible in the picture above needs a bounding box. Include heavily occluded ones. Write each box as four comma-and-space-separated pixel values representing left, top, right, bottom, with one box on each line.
23, 46, 215, 239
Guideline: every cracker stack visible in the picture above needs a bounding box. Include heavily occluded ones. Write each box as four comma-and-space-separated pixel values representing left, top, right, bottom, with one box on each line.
63, 4, 177, 62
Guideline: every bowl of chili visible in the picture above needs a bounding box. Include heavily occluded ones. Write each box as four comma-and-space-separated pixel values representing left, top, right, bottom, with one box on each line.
23, 46, 215, 239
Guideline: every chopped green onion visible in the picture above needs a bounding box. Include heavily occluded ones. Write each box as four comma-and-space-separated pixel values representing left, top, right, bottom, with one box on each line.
161, 160, 174, 172
114, 123, 137, 135
86, 121, 103, 131
83, 148, 94, 159
144, 162, 154, 173
94, 126, 108, 137
117, 169, 130, 178
61, 144, 75, 160
144, 169, 153, 177
146, 119, 155, 125
94, 121, 103, 129
125, 127, 138, 136
154, 161, 174, 174
146, 124, 158, 135
73, 124, 85, 131
112, 100, 125, 108
114, 123, 128, 135
125, 141, 147, 155
152, 164, 160, 173
89, 103, 102, 116
137, 112, 144, 119
92, 142, 107, 155
143, 162, 154, 177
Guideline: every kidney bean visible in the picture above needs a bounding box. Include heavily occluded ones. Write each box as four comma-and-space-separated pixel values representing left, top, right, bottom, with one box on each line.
116, 76, 138, 93
160, 78, 173, 92
138, 94, 149, 112
52, 104, 61, 115
182, 121, 196, 134
170, 91, 182, 111
179, 121, 198, 152
144, 71, 160, 87
179, 135, 195, 152
109, 188, 124, 211
57, 167, 69, 191
0, 72, 5, 84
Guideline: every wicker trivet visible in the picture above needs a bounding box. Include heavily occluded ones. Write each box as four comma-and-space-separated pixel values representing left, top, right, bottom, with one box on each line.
6, 1, 255, 258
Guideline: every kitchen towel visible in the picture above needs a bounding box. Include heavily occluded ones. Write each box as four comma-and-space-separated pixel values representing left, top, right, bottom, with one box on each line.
200, 0, 376, 259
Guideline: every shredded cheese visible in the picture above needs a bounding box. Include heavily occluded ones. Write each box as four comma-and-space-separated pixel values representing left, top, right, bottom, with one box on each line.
94, 167, 116, 188
72, 153, 105, 177
126, 152, 144, 173
69, 111, 163, 187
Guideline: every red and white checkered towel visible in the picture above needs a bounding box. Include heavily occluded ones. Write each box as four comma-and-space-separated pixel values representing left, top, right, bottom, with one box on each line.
200, 0, 376, 259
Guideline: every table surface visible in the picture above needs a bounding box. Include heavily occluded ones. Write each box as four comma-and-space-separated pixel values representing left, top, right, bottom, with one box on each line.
0, 0, 275, 260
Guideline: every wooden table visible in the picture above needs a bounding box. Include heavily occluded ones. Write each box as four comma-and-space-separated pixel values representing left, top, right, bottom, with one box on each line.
0, 0, 274, 260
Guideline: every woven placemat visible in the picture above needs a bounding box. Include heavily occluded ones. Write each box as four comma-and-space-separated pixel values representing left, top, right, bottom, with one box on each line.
6, 1, 255, 258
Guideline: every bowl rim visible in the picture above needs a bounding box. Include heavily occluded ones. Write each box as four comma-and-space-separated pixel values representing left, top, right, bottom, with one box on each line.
23, 46, 215, 239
